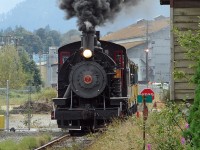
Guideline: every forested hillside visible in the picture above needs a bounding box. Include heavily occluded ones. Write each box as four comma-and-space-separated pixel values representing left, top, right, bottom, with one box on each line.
0, 0, 76, 33
0, 26, 81, 54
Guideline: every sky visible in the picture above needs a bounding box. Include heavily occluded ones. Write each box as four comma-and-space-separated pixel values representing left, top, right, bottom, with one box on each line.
0, 0, 25, 14
97, 0, 170, 33
0, 0, 170, 34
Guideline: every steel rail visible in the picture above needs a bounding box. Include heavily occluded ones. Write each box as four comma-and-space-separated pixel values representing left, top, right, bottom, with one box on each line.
34, 134, 70, 150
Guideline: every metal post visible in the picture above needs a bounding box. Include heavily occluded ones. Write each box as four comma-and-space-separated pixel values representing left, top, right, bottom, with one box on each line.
143, 97, 146, 150
143, 96, 148, 150
143, 119, 146, 150
6, 80, 9, 131
146, 51, 148, 85
145, 20, 149, 88
28, 83, 31, 130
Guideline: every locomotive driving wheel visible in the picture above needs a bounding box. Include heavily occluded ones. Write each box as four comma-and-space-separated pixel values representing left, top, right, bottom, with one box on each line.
69, 61, 107, 98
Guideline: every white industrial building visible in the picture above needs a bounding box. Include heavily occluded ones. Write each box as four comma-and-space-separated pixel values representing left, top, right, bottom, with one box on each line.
101, 16, 170, 83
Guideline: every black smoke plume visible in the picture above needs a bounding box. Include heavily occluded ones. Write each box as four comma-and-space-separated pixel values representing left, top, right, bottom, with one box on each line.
59, 0, 140, 32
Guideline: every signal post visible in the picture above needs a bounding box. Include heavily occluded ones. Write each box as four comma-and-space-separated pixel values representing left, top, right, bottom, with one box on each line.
137, 88, 154, 150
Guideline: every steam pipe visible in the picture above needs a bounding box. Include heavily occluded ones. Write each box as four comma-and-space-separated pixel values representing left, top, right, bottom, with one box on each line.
63, 84, 71, 98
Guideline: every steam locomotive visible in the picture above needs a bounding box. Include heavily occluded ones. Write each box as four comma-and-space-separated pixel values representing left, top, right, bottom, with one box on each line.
51, 28, 138, 133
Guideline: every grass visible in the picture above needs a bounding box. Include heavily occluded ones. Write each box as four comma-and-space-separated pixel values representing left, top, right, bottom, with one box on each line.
0, 87, 57, 106
0, 134, 51, 150
86, 118, 144, 150
86, 110, 188, 150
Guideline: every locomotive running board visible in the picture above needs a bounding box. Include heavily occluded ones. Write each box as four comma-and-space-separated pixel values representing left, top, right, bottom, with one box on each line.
53, 98, 66, 105
110, 97, 128, 106
68, 126, 82, 130
110, 97, 128, 99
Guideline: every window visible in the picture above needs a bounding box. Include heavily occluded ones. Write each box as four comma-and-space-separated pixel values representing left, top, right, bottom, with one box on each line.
59, 52, 70, 65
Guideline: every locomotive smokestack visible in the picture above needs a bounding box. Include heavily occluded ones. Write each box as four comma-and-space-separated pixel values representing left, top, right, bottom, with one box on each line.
81, 21, 95, 52
59, 0, 140, 32
81, 32, 95, 52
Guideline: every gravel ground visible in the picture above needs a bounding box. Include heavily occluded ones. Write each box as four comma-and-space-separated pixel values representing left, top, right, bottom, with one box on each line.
51, 136, 93, 150
0, 113, 62, 143
6, 114, 57, 130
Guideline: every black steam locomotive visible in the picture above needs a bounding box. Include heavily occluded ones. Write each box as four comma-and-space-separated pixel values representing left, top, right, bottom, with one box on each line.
52, 29, 138, 133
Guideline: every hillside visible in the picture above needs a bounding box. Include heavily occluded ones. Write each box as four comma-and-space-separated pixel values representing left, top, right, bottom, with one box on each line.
0, 0, 170, 35
0, 0, 77, 32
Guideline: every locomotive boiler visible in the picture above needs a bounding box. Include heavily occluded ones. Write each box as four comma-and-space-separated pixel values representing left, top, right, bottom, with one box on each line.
52, 24, 138, 133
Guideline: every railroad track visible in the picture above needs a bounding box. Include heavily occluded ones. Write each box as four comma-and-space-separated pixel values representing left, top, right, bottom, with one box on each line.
34, 134, 70, 150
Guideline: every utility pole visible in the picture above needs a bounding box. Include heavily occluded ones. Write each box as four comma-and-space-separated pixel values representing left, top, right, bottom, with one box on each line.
145, 20, 149, 87
0, 36, 22, 52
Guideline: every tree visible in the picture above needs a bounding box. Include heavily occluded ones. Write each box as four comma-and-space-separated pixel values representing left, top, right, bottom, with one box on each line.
0, 46, 28, 88
22, 33, 43, 54
176, 22, 200, 148
14, 26, 44, 54
19, 50, 42, 91
35, 27, 61, 53
61, 29, 81, 45
48, 30, 61, 46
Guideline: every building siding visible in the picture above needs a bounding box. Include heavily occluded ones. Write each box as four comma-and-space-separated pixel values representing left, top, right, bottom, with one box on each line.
127, 26, 170, 83
170, 1, 200, 100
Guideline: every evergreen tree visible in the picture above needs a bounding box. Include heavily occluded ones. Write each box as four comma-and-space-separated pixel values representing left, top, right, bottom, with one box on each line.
19, 51, 42, 91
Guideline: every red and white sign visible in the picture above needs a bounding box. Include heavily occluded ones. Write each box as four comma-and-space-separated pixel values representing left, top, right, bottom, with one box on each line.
140, 88, 155, 100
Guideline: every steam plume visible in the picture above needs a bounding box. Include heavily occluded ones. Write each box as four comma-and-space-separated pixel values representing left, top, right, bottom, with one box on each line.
59, 0, 140, 31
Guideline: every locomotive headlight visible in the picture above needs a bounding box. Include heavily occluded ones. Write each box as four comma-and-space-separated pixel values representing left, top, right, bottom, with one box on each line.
83, 49, 92, 58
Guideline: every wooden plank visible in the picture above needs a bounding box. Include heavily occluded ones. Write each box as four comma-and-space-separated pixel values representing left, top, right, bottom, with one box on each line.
174, 22, 199, 30
174, 15, 200, 23
174, 77, 193, 83
174, 8, 200, 16
175, 92, 194, 100
174, 82, 195, 90
174, 1, 200, 8
174, 45, 187, 53
173, 30, 198, 41
174, 67, 195, 74
174, 52, 188, 60
175, 89, 195, 93
174, 60, 195, 68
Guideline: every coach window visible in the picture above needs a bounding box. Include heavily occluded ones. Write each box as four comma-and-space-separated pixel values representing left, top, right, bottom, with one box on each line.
60, 52, 70, 65
63, 56, 69, 63
115, 53, 124, 68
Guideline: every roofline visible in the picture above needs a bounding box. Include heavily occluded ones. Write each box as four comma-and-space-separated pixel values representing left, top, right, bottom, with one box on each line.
109, 36, 146, 44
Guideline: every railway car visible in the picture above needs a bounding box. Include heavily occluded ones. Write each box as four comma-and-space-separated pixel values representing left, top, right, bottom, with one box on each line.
51, 29, 138, 133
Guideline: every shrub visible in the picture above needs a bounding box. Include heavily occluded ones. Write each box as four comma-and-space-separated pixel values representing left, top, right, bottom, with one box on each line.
87, 102, 190, 150
32, 87, 57, 102
146, 101, 187, 150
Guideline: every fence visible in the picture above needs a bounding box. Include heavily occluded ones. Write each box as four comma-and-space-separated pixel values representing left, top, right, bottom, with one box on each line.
0, 81, 57, 131
0, 81, 32, 131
